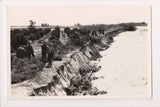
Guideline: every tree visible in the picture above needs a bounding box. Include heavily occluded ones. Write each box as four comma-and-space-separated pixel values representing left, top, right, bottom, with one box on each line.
28, 33, 37, 41
49, 26, 60, 41
41, 23, 49, 27
28, 20, 36, 33
77, 23, 81, 27
29, 20, 36, 26
11, 32, 27, 50
64, 27, 71, 36
55, 26, 60, 32
43, 28, 51, 35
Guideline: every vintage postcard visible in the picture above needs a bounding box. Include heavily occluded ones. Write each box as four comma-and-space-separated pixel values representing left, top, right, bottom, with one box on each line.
6, 6, 151, 99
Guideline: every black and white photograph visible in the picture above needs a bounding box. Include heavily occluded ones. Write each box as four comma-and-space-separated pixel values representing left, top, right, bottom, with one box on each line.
7, 6, 151, 98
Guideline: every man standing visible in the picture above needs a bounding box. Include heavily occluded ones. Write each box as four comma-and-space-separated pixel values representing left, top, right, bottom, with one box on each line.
101, 27, 104, 34
26, 42, 35, 59
47, 43, 54, 68
41, 41, 47, 62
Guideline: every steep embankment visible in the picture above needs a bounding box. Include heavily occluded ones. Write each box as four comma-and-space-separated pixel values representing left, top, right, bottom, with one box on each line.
11, 27, 127, 97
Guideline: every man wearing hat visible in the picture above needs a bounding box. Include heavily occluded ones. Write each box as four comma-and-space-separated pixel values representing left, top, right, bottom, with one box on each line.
41, 41, 47, 63
26, 42, 35, 59
47, 42, 54, 68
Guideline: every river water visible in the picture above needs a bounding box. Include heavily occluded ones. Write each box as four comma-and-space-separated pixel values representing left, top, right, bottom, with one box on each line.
92, 26, 151, 98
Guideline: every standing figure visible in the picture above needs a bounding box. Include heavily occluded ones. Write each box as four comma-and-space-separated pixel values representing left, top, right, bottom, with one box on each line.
41, 41, 47, 62
101, 27, 104, 34
91, 30, 97, 36
47, 43, 54, 68
26, 42, 35, 59
99, 27, 102, 34
99, 27, 104, 34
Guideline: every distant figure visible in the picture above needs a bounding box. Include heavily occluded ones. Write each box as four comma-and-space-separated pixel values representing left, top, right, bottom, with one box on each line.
41, 41, 47, 62
99, 27, 104, 34
101, 27, 104, 34
26, 42, 35, 59
91, 30, 97, 36
47, 43, 54, 68
99, 27, 101, 34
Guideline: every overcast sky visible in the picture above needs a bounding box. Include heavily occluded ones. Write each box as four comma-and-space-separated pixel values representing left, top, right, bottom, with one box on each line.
7, 6, 150, 26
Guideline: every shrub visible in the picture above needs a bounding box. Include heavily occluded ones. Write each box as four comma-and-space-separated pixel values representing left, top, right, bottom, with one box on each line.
67, 28, 91, 46
11, 57, 44, 84
43, 28, 51, 35
55, 26, 60, 32
65, 65, 102, 95
11, 32, 27, 50
16, 47, 26, 58
28, 25, 36, 34
28, 33, 37, 41
122, 24, 137, 31
50, 27, 60, 41
64, 27, 71, 36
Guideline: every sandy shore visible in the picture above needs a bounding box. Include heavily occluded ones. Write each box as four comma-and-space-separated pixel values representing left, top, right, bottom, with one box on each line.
92, 26, 151, 98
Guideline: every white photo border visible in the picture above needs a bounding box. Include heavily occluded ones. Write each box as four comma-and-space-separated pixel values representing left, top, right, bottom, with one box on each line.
1, 0, 160, 107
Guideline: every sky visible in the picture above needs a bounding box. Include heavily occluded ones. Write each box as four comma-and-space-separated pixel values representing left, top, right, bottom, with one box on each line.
7, 6, 151, 26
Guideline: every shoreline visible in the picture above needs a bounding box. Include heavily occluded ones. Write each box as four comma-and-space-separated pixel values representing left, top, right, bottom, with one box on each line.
92, 26, 151, 98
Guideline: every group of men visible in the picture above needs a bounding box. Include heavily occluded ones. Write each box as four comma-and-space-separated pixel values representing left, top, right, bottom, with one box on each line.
16, 42, 35, 59
41, 41, 54, 68
16, 41, 55, 68
16, 27, 105, 68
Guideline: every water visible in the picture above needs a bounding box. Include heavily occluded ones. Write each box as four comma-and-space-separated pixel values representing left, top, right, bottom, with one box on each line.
92, 27, 151, 98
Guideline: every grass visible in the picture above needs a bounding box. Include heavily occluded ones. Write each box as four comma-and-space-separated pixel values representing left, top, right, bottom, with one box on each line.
11, 56, 44, 84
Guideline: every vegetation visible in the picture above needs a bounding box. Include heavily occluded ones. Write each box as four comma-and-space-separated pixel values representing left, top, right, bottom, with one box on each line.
11, 32, 28, 51
11, 56, 43, 84
41, 23, 49, 27
65, 66, 107, 96
11, 20, 51, 52
120, 23, 137, 31
11, 21, 144, 85
64, 27, 91, 46
11, 21, 52, 83
49, 26, 60, 41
